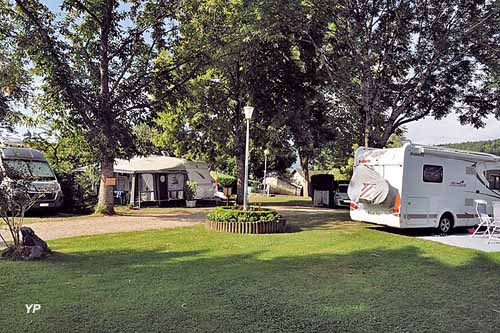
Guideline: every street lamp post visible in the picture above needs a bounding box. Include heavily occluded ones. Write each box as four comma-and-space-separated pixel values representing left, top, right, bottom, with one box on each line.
243, 106, 254, 210
263, 148, 270, 196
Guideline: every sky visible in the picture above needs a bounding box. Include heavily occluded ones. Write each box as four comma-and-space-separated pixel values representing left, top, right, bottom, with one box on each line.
405, 114, 499, 145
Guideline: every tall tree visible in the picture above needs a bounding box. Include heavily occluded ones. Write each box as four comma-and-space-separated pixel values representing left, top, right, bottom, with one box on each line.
9, 0, 189, 214
272, 0, 347, 197
318, 0, 499, 147
156, 0, 299, 203
0, 3, 31, 132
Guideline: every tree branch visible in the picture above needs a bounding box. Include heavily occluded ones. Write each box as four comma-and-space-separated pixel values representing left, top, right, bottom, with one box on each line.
69, 0, 102, 25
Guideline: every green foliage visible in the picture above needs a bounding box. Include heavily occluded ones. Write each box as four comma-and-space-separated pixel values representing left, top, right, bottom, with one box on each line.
217, 174, 236, 187
385, 133, 407, 149
8, 0, 194, 212
207, 206, 281, 223
186, 180, 198, 201
441, 139, 500, 156
0, 3, 31, 130
154, 0, 302, 200
323, 0, 499, 147
24, 130, 95, 174
133, 124, 161, 157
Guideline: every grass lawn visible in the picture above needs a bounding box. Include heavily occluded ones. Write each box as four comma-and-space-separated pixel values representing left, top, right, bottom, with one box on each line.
2, 202, 500, 331
250, 193, 312, 206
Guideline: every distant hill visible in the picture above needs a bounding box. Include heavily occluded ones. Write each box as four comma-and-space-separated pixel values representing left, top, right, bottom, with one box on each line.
440, 139, 500, 156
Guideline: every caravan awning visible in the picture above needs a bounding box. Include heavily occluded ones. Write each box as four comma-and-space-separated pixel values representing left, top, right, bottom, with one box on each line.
114, 156, 187, 174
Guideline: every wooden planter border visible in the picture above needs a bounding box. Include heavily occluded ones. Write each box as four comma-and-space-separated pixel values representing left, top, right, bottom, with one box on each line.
205, 219, 287, 234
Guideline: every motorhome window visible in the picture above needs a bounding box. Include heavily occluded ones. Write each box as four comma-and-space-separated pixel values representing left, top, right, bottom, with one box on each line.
3, 160, 55, 180
489, 175, 500, 190
423, 165, 443, 183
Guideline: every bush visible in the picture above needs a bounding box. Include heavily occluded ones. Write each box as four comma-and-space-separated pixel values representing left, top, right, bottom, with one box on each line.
57, 170, 98, 213
207, 206, 281, 223
217, 174, 236, 187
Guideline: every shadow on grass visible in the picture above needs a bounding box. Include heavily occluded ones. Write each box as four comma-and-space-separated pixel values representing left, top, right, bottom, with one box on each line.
255, 199, 314, 207
367, 225, 473, 237
3, 243, 500, 332
276, 207, 353, 231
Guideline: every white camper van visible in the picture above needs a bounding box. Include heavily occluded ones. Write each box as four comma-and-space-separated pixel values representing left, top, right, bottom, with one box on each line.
348, 143, 500, 233
0, 138, 63, 210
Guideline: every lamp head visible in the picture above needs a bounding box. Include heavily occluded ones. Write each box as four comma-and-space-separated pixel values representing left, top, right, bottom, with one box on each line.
264, 148, 271, 156
243, 105, 254, 120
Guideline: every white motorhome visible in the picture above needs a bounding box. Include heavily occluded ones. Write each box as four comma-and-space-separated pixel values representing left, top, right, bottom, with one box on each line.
348, 143, 500, 233
0, 138, 63, 210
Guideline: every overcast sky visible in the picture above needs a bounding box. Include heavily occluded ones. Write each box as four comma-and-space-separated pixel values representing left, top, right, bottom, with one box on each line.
405, 114, 499, 145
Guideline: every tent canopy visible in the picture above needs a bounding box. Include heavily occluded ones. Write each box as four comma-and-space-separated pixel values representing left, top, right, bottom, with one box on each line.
114, 156, 188, 174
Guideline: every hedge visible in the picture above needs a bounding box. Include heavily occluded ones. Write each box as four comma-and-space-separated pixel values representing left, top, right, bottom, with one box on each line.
217, 174, 236, 187
207, 206, 281, 223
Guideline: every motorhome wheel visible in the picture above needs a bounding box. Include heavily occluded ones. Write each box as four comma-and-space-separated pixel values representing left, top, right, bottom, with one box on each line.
437, 214, 454, 234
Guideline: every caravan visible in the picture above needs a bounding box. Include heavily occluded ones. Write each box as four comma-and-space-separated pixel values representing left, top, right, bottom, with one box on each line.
348, 143, 500, 233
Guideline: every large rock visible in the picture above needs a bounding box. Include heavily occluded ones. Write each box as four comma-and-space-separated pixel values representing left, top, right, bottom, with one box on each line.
1, 245, 44, 261
1, 227, 51, 261
21, 227, 51, 255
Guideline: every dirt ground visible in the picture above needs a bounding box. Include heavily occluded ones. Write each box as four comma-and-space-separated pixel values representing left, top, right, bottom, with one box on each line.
0, 205, 350, 243
1, 208, 210, 242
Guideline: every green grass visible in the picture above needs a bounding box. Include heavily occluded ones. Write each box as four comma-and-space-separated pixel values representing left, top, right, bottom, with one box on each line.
2, 203, 500, 331
250, 193, 312, 206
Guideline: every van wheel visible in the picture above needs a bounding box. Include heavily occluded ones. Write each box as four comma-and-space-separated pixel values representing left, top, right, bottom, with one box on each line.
437, 214, 454, 234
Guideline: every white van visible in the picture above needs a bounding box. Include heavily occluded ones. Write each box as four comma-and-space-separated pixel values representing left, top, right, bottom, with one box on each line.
348, 143, 500, 233
0, 139, 63, 210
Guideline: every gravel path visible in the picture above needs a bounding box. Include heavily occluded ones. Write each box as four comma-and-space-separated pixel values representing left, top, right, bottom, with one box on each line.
0, 205, 349, 243
1, 209, 209, 242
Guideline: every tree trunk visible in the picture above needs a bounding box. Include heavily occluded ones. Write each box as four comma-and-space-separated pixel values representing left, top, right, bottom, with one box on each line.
364, 109, 371, 147
236, 153, 245, 205
95, 0, 114, 215
362, 81, 372, 147
299, 154, 310, 198
97, 156, 115, 215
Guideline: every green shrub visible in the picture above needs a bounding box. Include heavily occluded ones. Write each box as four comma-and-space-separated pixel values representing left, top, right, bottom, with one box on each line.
207, 206, 281, 223
217, 174, 236, 187
186, 180, 198, 201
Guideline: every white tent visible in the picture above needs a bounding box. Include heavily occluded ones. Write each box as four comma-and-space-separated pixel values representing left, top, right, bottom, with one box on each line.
114, 156, 186, 174
112, 156, 215, 205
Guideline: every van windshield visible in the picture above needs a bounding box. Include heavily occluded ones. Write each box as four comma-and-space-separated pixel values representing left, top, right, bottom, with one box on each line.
338, 185, 348, 193
3, 160, 56, 181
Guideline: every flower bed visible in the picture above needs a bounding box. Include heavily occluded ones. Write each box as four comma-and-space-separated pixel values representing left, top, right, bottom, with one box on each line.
206, 206, 287, 234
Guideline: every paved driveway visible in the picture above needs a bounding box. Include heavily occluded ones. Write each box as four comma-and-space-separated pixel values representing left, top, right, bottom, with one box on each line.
419, 233, 500, 252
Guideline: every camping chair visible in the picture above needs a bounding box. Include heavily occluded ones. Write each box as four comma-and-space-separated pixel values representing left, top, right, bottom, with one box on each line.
488, 201, 500, 244
472, 200, 492, 238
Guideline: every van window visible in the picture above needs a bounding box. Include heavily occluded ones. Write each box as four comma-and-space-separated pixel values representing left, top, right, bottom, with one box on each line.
423, 165, 443, 183
489, 175, 500, 190
338, 184, 348, 193
3, 159, 56, 180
